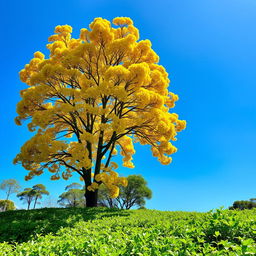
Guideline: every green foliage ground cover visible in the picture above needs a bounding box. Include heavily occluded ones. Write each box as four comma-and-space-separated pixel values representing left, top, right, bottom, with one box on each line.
0, 208, 256, 255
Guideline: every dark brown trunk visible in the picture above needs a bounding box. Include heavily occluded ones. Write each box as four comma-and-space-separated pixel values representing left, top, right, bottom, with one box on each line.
85, 189, 98, 207
82, 163, 100, 207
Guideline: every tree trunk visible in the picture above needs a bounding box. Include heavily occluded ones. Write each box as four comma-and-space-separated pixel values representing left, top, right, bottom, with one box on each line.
85, 189, 98, 207
3, 188, 11, 212
6, 188, 10, 201
33, 196, 38, 209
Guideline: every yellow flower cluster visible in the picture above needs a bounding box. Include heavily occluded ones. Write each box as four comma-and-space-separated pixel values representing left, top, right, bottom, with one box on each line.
89, 18, 113, 44
50, 174, 60, 181
19, 52, 45, 85
62, 170, 73, 180
67, 142, 92, 170
87, 170, 128, 198
48, 164, 59, 173
118, 136, 136, 168
113, 17, 133, 26
13, 131, 68, 179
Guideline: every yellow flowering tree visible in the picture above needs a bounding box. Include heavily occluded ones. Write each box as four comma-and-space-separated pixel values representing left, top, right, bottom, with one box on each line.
14, 17, 186, 207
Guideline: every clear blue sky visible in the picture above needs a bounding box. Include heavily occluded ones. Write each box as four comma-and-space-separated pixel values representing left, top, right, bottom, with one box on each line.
1, 0, 256, 211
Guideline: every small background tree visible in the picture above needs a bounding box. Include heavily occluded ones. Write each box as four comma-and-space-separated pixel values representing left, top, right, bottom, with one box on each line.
0, 179, 21, 201
0, 200, 16, 211
17, 188, 36, 210
0, 179, 21, 211
229, 200, 256, 210
98, 174, 152, 209
58, 183, 85, 207
32, 184, 49, 209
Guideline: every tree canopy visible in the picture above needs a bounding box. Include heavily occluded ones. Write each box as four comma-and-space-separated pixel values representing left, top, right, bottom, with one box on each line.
17, 188, 36, 210
0, 179, 21, 200
14, 17, 186, 207
98, 174, 152, 209
32, 184, 49, 209
58, 183, 85, 207
229, 199, 256, 210
0, 200, 16, 211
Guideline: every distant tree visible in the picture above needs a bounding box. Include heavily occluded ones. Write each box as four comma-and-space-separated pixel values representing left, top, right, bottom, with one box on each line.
0, 200, 16, 211
229, 200, 256, 210
32, 184, 49, 209
58, 183, 85, 207
17, 188, 36, 210
98, 175, 152, 209
0, 179, 21, 200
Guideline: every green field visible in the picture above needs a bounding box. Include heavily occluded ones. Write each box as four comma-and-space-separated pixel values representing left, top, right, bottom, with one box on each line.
0, 207, 256, 255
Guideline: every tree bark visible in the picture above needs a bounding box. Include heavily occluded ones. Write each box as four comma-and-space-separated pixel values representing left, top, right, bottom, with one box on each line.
85, 189, 98, 207
6, 187, 11, 201
4, 188, 11, 211
33, 196, 38, 209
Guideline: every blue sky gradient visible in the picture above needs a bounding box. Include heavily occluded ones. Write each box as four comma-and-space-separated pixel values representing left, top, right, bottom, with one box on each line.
1, 0, 256, 211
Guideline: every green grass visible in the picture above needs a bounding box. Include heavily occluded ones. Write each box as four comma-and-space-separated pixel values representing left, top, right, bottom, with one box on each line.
0, 207, 256, 255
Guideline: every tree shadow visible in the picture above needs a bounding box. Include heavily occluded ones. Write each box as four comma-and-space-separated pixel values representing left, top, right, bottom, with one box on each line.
0, 207, 130, 244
